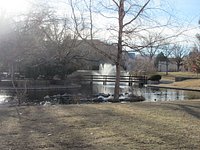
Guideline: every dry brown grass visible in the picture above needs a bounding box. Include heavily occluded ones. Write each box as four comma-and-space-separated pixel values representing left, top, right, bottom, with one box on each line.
172, 79, 200, 88
159, 79, 200, 90
157, 72, 199, 81
159, 72, 199, 78
0, 101, 200, 150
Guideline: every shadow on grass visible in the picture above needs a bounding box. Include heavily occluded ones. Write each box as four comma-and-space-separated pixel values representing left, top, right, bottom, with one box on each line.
74, 104, 199, 149
1, 106, 97, 150
170, 103, 200, 119
130, 101, 200, 120
1, 102, 199, 149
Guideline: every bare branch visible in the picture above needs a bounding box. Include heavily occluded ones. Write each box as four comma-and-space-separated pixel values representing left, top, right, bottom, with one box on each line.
123, 0, 150, 27
112, 0, 119, 7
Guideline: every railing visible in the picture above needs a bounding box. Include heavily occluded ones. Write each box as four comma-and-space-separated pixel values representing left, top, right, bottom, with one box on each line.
82, 75, 147, 86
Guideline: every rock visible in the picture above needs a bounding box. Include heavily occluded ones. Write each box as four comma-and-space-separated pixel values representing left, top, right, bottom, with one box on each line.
97, 96, 107, 102
119, 94, 129, 101
44, 95, 50, 99
128, 95, 145, 102
37, 75, 45, 80
53, 75, 61, 80
62, 93, 68, 96
121, 101, 130, 104
94, 93, 110, 97
43, 101, 51, 106
106, 95, 114, 101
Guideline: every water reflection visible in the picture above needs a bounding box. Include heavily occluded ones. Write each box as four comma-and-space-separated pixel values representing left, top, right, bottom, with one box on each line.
91, 85, 130, 95
0, 84, 200, 104
137, 87, 185, 102
0, 90, 11, 104
92, 85, 186, 102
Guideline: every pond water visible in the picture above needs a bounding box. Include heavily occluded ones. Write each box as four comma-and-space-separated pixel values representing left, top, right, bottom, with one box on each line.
0, 84, 200, 104
90, 84, 200, 102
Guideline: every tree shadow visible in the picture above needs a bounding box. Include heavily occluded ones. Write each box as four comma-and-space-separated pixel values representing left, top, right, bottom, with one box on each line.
171, 103, 200, 119
132, 102, 200, 120
82, 104, 199, 149
1, 106, 97, 150
1, 102, 199, 149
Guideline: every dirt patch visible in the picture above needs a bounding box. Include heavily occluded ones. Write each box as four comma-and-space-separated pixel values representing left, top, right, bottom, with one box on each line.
0, 101, 200, 149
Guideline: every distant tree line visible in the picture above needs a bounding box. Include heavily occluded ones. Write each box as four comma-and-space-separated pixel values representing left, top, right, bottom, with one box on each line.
0, 7, 116, 80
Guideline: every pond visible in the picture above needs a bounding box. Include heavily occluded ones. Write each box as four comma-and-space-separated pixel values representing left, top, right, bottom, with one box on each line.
0, 84, 200, 105
90, 84, 200, 102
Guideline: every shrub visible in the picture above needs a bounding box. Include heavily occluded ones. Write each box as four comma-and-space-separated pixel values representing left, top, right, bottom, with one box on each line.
148, 74, 162, 81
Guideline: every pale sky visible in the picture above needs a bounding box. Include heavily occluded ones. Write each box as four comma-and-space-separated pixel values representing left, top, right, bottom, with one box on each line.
0, 0, 199, 44
0, 0, 199, 24
163, 0, 200, 45
0, 0, 30, 13
166, 0, 200, 25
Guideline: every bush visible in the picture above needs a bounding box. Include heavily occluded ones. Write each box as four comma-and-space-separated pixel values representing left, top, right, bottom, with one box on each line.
148, 74, 162, 81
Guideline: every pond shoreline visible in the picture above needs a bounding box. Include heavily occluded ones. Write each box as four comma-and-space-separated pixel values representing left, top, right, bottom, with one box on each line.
0, 85, 81, 90
147, 84, 200, 92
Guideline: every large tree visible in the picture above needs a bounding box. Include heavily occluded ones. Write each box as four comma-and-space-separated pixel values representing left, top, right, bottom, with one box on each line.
70, 0, 165, 100
69, 0, 182, 100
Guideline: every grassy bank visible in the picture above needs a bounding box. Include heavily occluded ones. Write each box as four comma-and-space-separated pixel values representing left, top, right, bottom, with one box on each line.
157, 72, 199, 81
0, 101, 200, 150
159, 79, 200, 90
150, 72, 200, 90
158, 72, 199, 78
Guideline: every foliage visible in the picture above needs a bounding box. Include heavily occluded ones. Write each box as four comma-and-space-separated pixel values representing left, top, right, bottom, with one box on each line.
148, 74, 162, 81
185, 51, 200, 73
0, 7, 115, 79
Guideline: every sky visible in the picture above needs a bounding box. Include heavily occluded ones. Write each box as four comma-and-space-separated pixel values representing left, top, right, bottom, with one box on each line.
164, 0, 200, 25
0, 0, 30, 13
0, 0, 199, 44
0, 0, 199, 21
153, 0, 200, 45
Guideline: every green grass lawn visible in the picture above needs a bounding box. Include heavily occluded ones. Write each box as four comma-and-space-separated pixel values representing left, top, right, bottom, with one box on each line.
0, 101, 200, 150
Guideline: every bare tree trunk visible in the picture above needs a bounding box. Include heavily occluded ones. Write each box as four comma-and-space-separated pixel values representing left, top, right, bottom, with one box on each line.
11, 63, 27, 106
177, 62, 181, 71
11, 64, 21, 105
114, 63, 121, 101
166, 60, 169, 75
114, 0, 124, 101
177, 64, 179, 72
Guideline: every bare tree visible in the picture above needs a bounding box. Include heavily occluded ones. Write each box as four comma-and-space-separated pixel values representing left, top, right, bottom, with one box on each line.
140, 33, 165, 60
20, 5, 92, 78
171, 45, 188, 71
131, 56, 157, 75
0, 16, 30, 105
68, 0, 190, 100
70, 0, 152, 100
